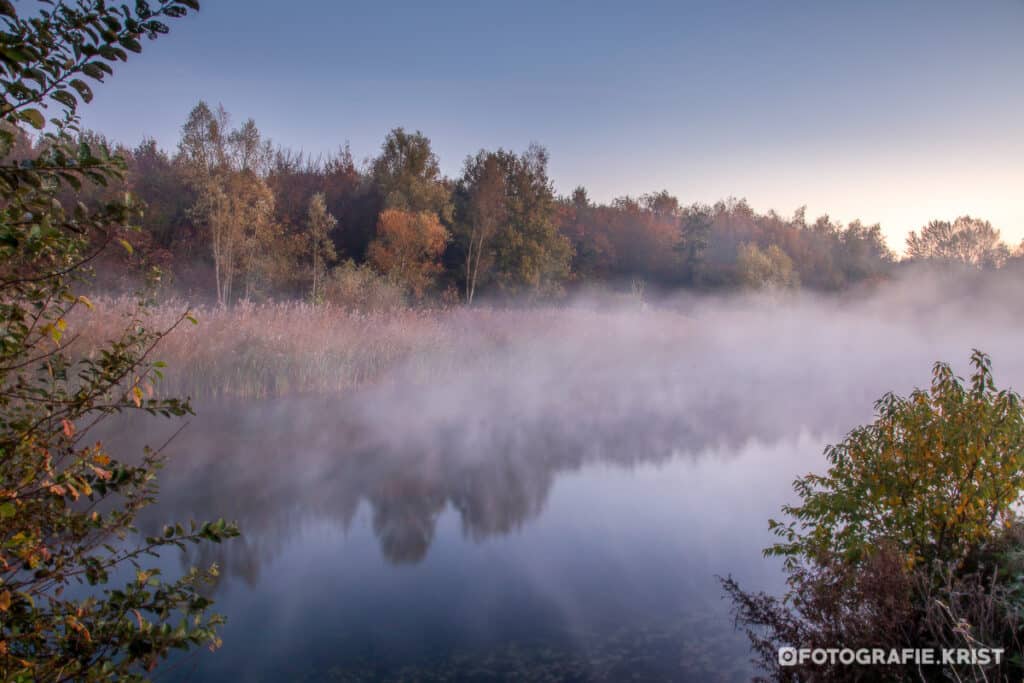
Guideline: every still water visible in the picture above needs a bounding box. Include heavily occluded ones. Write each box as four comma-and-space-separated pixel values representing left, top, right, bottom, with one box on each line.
108, 392, 832, 682
109, 290, 1024, 681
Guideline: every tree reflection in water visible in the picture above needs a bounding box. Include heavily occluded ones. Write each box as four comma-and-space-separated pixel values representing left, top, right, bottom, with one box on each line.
111, 372, 853, 587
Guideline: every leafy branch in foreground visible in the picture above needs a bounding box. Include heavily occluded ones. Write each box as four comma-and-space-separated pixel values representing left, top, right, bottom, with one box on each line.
1, 2, 240, 681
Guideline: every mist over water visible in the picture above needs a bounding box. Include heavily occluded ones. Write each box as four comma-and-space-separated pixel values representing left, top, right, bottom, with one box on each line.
108, 268, 1024, 681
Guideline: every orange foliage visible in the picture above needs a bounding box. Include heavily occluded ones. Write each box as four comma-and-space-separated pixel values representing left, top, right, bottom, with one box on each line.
367, 209, 449, 297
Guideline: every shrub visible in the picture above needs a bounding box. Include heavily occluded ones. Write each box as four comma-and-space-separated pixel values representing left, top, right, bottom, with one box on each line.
723, 352, 1024, 681
324, 259, 408, 312
769, 351, 1024, 570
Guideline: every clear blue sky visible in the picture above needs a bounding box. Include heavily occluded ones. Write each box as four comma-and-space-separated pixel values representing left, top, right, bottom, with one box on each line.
80, 0, 1024, 250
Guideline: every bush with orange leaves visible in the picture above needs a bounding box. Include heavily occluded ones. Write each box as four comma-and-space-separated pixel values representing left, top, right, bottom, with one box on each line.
367, 209, 449, 298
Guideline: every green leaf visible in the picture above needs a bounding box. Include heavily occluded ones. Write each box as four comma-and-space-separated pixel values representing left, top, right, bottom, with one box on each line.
0, 502, 15, 519
0, 45, 31, 63
120, 37, 143, 53
82, 62, 111, 80
69, 79, 94, 103
51, 90, 78, 110
20, 108, 45, 130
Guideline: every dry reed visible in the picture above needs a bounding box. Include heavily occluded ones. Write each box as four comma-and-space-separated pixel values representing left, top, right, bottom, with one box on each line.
68, 298, 656, 400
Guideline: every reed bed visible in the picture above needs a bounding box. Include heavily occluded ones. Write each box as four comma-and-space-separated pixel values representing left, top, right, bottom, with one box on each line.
69, 298, 650, 400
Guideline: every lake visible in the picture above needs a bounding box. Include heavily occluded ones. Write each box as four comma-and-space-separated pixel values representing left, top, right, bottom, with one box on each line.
106, 287, 1024, 681
112, 398, 814, 682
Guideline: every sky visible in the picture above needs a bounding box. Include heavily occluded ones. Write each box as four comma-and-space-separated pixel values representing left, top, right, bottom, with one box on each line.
78, 0, 1024, 251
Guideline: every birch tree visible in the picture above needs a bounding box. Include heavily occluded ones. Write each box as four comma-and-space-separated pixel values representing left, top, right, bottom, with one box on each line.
306, 192, 338, 302
456, 152, 507, 304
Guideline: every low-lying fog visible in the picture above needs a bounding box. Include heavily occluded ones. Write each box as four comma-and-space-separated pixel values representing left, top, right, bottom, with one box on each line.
106, 267, 1024, 681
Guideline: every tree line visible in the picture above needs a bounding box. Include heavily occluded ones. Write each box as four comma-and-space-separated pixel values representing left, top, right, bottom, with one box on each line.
6, 102, 1022, 306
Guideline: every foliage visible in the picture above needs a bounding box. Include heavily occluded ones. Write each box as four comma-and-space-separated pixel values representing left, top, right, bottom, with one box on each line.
676, 204, 712, 286
452, 150, 507, 304
0, 1, 239, 679
724, 352, 1024, 681
179, 102, 284, 305
768, 351, 1024, 569
469, 146, 571, 298
367, 209, 448, 299
196, 173, 279, 305
906, 216, 1010, 269
305, 192, 337, 303
324, 261, 407, 313
370, 128, 451, 220
736, 243, 799, 290
31, 95, 1018, 305
176, 101, 228, 180
17, 92, 1018, 305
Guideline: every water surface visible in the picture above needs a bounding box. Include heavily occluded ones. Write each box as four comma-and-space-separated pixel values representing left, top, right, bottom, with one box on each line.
109, 286, 1024, 681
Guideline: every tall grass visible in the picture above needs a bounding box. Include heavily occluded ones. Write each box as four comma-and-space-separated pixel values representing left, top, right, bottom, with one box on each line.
71, 299, 451, 399
70, 298, 640, 400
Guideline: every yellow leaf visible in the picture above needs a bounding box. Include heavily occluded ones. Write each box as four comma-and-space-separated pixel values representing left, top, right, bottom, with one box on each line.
0, 590, 10, 611
132, 386, 143, 407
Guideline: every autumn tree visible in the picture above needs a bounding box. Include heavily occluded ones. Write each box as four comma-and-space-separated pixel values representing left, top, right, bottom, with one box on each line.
676, 204, 713, 285
191, 169, 278, 304
234, 173, 280, 300
557, 186, 616, 283
176, 100, 229, 180
453, 151, 508, 304
228, 117, 272, 174
736, 242, 799, 290
367, 209, 448, 298
642, 189, 681, 218
371, 128, 452, 220
305, 192, 338, 302
496, 146, 571, 297
179, 106, 281, 304
599, 194, 680, 284
906, 216, 1010, 269
835, 219, 892, 283
127, 138, 192, 251
267, 145, 377, 263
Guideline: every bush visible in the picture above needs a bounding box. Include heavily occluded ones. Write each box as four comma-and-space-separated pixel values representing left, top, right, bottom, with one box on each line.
723, 352, 1024, 681
324, 259, 408, 312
